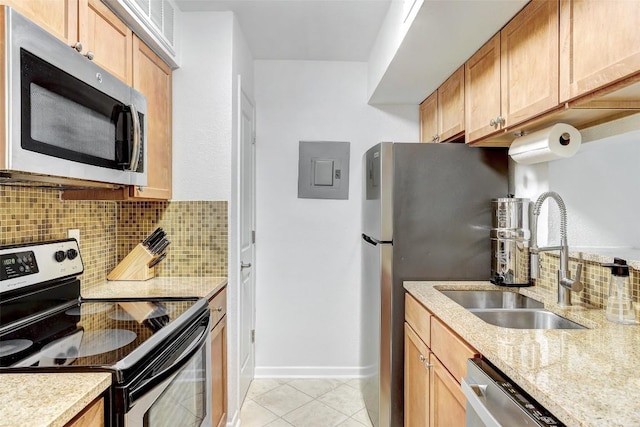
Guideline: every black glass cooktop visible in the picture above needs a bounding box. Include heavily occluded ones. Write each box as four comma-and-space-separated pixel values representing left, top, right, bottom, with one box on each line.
0, 298, 199, 368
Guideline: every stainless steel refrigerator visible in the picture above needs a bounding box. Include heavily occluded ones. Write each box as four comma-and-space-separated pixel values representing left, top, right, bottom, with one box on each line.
360, 142, 508, 427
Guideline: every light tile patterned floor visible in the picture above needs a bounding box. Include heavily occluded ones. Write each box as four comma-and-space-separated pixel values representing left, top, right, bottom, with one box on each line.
240, 378, 374, 427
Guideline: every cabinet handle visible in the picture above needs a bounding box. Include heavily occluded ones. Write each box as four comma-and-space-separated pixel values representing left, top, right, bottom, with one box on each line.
434, 135, 440, 142
214, 306, 223, 312
137, 186, 145, 192
424, 362, 433, 369
72, 41, 83, 52
85, 51, 95, 61
419, 355, 426, 362
496, 116, 505, 126
241, 262, 252, 270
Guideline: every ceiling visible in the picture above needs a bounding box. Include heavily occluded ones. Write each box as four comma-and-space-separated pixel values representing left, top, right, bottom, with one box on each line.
175, 0, 391, 61
174, 0, 528, 104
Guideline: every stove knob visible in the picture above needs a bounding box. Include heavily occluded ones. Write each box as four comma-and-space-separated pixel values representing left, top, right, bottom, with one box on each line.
54, 250, 66, 262
66, 248, 78, 260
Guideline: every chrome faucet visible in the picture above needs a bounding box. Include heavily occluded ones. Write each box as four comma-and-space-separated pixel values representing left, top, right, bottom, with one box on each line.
529, 191, 583, 306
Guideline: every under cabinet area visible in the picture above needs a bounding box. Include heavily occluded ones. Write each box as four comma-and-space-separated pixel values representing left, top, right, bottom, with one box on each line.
209, 286, 228, 427
419, 66, 465, 143
404, 293, 478, 427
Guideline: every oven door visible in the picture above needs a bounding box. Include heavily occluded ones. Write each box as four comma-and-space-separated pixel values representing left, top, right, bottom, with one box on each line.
123, 314, 212, 427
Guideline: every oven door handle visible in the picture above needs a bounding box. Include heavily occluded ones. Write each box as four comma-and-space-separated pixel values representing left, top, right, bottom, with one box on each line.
127, 104, 141, 172
131, 318, 211, 401
461, 377, 501, 427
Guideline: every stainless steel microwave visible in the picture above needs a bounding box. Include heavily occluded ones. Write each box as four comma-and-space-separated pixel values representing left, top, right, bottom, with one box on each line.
0, 7, 147, 187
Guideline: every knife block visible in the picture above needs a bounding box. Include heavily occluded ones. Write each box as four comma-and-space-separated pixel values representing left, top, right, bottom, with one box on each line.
108, 244, 156, 281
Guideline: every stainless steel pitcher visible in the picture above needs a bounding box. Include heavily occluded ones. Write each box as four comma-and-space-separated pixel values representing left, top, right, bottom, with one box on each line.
490, 197, 531, 286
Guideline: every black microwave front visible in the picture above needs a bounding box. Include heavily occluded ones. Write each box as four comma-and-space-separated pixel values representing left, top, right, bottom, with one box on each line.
2, 7, 147, 187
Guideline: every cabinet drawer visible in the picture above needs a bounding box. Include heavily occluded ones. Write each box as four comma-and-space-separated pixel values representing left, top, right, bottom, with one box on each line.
431, 316, 478, 383
405, 293, 431, 345
208, 287, 227, 327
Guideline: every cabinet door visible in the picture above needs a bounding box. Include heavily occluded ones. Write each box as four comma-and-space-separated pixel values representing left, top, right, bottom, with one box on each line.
438, 66, 465, 142
79, 0, 132, 85
2, 0, 78, 45
211, 316, 227, 427
430, 356, 465, 427
132, 36, 172, 200
404, 323, 430, 427
420, 92, 438, 143
465, 34, 501, 143
65, 397, 104, 427
560, 0, 640, 102
501, 0, 559, 127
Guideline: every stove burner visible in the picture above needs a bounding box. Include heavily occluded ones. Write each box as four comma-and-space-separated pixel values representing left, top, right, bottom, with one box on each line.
65, 303, 113, 316
0, 339, 33, 357
42, 329, 137, 361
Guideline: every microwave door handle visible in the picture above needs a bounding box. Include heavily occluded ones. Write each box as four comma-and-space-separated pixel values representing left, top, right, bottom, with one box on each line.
128, 104, 141, 172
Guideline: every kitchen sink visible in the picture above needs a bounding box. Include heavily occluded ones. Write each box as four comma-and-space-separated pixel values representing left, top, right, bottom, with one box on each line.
469, 308, 587, 330
439, 290, 544, 309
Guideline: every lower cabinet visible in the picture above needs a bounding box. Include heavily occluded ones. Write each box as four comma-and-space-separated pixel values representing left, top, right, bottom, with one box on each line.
209, 287, 227, 427
65, 396, 104, 427
404, 293, 477, 427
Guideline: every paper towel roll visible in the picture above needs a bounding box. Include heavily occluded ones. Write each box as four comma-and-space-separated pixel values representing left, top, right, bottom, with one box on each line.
508, 123, 581, 165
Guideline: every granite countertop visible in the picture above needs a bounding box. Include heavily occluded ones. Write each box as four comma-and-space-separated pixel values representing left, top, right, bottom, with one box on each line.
404, 281, 640, 427
1, 276, 227, 426
0, 373, 111, 427
82, 276, 228, 300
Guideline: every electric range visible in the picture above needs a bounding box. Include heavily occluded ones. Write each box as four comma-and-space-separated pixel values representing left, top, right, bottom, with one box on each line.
0, 239, 212, 427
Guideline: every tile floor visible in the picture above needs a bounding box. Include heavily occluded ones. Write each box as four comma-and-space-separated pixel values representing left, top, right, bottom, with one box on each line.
240, 378, 374, 427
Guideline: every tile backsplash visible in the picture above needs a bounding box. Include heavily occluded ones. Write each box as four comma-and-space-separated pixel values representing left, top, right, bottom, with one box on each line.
535, 252, 639, 308
0, 186, 228, 292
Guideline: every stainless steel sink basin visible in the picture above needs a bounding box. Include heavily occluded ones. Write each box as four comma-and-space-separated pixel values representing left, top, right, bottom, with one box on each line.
469, 309, 587, 330
439, 290, 544, 309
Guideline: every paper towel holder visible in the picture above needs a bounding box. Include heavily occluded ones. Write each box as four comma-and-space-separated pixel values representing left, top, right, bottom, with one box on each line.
508, 123, 582, 165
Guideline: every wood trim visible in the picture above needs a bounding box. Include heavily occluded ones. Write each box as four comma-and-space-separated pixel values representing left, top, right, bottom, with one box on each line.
0, 7, 5, 169
430, 355, 466, 426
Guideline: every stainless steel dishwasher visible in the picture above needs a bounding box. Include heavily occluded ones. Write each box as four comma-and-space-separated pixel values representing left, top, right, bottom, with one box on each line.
462, 358, 565, 427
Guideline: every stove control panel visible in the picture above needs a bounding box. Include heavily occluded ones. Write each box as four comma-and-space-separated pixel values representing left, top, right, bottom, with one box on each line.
0, 239, 84, 293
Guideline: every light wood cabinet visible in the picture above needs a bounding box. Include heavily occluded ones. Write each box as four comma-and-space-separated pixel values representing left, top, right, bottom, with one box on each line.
405, 293, 478, 427
3, 0, 132, 85
420, 66, 465, 143
465, 0, 559, 143
64, 397, 104, 427
559, 0, 640, 103
430, 356, 466, 427
131, 36, 172, 200
209, 287, 228, 427
419, 92, 438, 143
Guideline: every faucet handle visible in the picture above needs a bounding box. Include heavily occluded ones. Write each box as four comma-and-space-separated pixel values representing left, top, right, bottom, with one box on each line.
561, 263, 583, 292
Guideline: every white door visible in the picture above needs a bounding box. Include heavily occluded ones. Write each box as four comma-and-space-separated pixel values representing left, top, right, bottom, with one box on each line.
238, 82, 256, 402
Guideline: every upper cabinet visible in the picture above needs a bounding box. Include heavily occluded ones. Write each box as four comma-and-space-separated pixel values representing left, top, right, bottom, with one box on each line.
420, 66, 465, 143
131, 36, 172, 200
465, 0, 559, 143
559, 0, 640, 102
4, 0, 132, 85
81, 0, 133, 85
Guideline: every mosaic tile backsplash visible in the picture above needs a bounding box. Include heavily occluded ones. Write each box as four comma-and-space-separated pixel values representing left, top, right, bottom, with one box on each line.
534, 252, 639, 309
0, 186, 228, 292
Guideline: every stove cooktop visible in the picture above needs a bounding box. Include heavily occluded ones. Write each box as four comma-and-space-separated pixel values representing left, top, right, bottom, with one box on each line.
0, 298, 199, 368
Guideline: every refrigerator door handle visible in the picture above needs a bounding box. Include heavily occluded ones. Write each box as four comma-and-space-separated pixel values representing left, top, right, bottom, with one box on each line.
362, 234, 379, 246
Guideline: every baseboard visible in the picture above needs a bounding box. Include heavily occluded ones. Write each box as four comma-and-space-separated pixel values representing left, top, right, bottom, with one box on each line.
226, 409, 240, 427
254, 366, 365, 378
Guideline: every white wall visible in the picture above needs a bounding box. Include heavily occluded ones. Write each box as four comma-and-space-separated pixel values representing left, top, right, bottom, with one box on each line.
513, 114, 640, 260
172, 12, 233, 201
254, 60, 418, 377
